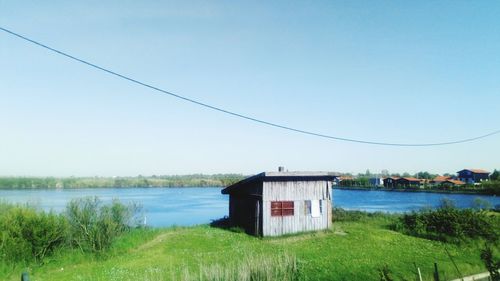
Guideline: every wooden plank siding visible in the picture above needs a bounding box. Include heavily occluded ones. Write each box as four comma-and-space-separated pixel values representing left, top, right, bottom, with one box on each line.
262, 180, 332, 236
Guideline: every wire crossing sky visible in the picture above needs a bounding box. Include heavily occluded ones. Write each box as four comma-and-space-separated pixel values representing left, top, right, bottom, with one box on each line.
1, 26, 499, 147
1, 1, 499, 176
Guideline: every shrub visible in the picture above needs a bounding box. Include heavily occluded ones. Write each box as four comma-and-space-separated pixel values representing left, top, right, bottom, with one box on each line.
480, 244, 500, 281
332, 207, 393, 222
333, 208, 364, 222
471, 197, 493, 210
481, 181, 500, 196
395, 200, 499, 242
66, 197, 142, 253
0, 204, 67, 263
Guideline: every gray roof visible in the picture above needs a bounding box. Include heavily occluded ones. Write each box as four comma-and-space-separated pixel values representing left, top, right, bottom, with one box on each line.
221, 171, 337, 194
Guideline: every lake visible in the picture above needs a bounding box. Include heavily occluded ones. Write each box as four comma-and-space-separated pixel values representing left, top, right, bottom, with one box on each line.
0, 187, 498, 227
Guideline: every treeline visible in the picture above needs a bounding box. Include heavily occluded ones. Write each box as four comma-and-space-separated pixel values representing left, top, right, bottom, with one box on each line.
0, 174, 245, 189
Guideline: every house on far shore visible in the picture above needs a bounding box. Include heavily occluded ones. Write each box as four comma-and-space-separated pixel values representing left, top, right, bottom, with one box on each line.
441, 179, 466, 188
383, 176, 400, 188
369, 177, 383, 187
430, 175, 452, 186
394, 177, 422, 188
221, 168, 335, 237
333, 175, 353, 186
457, 169, 490, 184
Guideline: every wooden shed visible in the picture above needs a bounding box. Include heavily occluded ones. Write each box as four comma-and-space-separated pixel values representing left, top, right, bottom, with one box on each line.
221, 170, 335, 237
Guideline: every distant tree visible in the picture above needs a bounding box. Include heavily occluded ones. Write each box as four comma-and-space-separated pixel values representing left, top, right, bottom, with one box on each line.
357, 177, 369, 187
490, 169, 500, 181
390, 173, 401, 177
381, 169, 389, 177
443, 173, 454, 177
402, 172, 411, 177
365, 169, 371, 177
415, 171, 434, 180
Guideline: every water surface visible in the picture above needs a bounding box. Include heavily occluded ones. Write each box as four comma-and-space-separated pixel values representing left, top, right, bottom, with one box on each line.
0, 187, 498, 227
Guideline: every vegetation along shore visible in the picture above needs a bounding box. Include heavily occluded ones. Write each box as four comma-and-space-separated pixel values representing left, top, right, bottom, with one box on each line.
0, 174, 245, 189
0, 198, 498, 281
1, 169, 498, 195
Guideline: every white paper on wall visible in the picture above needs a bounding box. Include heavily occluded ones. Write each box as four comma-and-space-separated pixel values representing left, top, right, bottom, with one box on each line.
311, 200, 320, 218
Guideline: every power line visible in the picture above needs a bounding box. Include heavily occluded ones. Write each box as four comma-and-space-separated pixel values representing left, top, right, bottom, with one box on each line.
1, 26, 499, 147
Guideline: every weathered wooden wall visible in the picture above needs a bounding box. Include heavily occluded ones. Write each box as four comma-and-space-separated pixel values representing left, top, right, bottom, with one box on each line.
262, 180, 332, 236
228, 181, 262, 235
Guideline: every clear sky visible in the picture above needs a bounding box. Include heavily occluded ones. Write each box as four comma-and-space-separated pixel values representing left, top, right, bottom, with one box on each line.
1, 1, 499, 177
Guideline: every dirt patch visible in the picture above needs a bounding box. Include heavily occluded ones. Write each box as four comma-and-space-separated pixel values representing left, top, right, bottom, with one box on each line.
134, 232, 176, 252
266, 231, 330, 244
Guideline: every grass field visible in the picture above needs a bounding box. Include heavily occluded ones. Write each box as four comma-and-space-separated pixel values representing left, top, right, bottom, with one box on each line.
1, 214, 491, 281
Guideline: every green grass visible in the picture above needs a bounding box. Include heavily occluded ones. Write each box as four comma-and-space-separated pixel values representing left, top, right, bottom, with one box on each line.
1, 217, 492, 281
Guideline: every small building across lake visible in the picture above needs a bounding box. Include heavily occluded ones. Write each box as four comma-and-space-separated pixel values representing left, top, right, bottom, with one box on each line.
221, 170, 335, 237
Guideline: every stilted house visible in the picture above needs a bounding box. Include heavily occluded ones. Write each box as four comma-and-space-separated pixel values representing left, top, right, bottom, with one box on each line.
430, 175, 452, 186
221, 168, 335, 237
369, 177, 383, 187
441, 179, 465, 188
394, 177, 422, 188
383, 176, 400, 188
457, 169, 490, 184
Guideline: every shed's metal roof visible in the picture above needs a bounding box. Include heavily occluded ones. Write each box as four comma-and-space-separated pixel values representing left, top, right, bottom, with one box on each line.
221, 171, 337, 194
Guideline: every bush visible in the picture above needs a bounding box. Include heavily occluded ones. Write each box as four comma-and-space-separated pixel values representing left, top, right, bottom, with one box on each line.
480, 244, 500, 281
0, 198, 142, 266
0, 203, 67, 263
66, 197, 142, 253
471, 197, 493, 210
481, 181, 500, 196
332, 207, 393, 222
395, 200, 499, 242
333, 208, 368, 222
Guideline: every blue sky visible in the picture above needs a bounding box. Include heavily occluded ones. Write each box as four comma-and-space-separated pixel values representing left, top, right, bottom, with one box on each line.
1, 1, 499, 176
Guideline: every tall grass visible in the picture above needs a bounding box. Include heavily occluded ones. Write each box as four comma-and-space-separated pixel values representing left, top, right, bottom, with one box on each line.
191, 254, 298, 281
75, 254, 299, 281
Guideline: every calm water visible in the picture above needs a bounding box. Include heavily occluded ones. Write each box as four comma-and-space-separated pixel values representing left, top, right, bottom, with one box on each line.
0, 187, 498, 227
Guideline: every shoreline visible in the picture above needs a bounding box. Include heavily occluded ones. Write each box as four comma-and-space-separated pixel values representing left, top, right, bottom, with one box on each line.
0, 185, 225, 190
0, 185, 496, 196
332, 186, 496, 196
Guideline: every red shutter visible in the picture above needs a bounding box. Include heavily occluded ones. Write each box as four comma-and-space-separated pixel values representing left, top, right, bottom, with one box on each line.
271, 201, 282, 209
270, 201, 294, 217
271, 209, 282, 216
